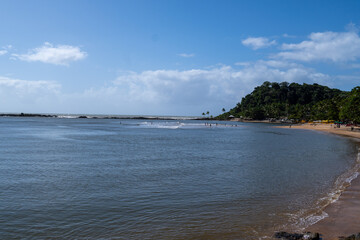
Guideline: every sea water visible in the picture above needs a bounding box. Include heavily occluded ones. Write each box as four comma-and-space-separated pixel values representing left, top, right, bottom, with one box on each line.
0, 117, 358, 239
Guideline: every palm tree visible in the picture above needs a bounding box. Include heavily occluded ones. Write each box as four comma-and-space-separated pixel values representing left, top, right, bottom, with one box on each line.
222, 108, 226, 113
206, 111, 210, 118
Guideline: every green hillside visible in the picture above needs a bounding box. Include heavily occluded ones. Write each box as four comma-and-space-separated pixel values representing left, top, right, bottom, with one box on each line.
217, 81, 360, 123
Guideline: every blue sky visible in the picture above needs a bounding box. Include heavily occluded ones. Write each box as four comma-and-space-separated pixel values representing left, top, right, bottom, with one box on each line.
1, 0, 360, 116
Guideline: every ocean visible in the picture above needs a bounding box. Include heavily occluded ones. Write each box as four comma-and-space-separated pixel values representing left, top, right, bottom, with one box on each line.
0, 117, 358, 239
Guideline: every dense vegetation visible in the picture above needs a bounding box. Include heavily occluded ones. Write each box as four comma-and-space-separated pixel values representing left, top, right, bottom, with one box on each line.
217, 81, 360, 123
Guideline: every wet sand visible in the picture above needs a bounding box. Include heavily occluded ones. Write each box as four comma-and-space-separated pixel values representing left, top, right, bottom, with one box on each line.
307, 175, 360, 239
278, 123, 360, 239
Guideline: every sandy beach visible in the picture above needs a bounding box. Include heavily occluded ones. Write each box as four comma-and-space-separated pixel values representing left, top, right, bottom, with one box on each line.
278, 123, 360, 239
281, 123, 360, 141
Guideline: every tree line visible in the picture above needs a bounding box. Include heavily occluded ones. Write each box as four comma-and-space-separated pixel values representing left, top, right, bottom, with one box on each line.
216, 81, 360, 123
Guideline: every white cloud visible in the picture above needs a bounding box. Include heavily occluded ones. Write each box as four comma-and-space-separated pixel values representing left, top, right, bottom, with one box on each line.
278, 31, 360, 62
0, 76, 61, 112
282, 33, 296, 38
345, 22, 359, 33
236, 60, 303, 70
13, 42, 87, 65
234, 62, 251, 67
0, 61, 334, 116
257, 60, 301, 69
178, 53, 195, 58
0, 76, 60, 93
107, 63, 331, 115
114, 67, 240, 104
242, 37, 276, 50
0, 45, 12, 55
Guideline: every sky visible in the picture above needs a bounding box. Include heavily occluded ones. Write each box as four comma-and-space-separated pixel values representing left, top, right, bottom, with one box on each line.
1, 0, 360, 116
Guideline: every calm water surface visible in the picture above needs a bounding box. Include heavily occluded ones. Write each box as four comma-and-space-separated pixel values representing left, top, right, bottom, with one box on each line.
0, 117, 358, 239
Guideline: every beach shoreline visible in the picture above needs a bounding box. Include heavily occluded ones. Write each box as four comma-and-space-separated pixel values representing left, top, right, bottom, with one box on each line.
277, 123, 360, 239
277, 123, 360, 142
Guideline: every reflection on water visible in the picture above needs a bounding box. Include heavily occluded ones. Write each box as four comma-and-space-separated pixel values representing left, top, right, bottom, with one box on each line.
0, 117, 358, 239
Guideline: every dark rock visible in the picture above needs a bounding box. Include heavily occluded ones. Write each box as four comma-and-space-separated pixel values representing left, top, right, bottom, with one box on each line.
0, 113, 57, 118
339, 233, 360, 240
274, 232, 304, 240
274, 231, 320, 240
304, 232, 320, 240
313, 233, 320, 240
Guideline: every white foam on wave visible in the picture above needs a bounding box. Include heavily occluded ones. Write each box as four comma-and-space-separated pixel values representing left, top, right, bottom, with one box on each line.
330, 149, 360, 202
272, 147, 360, 236
290, 147, 360, 231
296, 210, 329, 231
138, 121, 183, 129
132, 121, 242, 129
57, 115, 78, 119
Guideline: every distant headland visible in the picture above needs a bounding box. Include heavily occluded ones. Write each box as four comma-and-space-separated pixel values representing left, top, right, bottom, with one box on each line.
217, 81, 360, 125
0, 113, 201, 121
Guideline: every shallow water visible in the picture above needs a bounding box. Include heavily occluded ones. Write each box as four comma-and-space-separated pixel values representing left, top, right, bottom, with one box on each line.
0, 117, 358, 239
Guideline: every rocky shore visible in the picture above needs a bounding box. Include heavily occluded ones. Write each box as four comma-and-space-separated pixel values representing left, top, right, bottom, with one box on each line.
0, 113, 199, 120
0, 113, 57, 118
274, 231, 360, 240
274, 231, 320, 239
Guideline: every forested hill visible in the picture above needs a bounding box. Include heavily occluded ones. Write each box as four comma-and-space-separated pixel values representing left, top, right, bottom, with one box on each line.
217, 81, 360, 123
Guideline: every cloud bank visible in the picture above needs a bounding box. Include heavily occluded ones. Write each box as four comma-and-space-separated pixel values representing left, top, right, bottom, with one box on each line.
278, 31, 360, 62
0, 45, 12, 56
0, 61, 332, 115
13, 42, 87, 65
2, 29, 359, 115
0, 76, 61, 112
